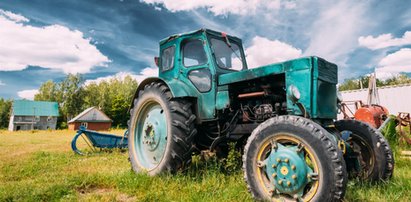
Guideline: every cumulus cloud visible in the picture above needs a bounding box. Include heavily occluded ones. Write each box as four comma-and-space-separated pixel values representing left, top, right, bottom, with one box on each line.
304, 1, 368, 64
140, 0, 294, 16
245, 36, 302, 68
0, 9, 110, 74
359, 31, 411, 50
376, 48, 411, 77
17, 89, 39, 100
85, 67, 159, 86
0, 9, 28, 22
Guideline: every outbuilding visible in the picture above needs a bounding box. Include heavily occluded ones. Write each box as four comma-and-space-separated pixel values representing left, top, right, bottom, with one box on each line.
8, 100, 59, 131
68, 107, 112, 131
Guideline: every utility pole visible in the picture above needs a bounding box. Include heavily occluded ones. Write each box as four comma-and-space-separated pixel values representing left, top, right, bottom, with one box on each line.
32, 107, 36, 130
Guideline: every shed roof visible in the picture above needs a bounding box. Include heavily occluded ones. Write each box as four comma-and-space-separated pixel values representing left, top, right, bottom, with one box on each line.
68, 107, 112, 123
12, 100, 59, 116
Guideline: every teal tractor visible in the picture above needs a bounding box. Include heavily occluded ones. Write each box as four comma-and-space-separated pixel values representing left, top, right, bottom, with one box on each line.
128, 29, 394, 201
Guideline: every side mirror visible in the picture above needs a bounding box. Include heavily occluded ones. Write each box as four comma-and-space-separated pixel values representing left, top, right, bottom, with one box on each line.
154, 57, 160, 68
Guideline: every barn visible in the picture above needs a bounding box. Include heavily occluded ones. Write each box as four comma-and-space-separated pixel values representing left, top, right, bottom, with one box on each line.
8, 100, 59, 131
68, 107, 112, 131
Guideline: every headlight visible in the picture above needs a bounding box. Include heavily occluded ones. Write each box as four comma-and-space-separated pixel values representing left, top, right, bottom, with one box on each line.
288, 85, 301, 103
337, 92, 343, 103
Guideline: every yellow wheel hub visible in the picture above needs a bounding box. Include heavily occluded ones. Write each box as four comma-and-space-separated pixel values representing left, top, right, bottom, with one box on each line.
255, 135, 320, 201
280, 166, 289, 175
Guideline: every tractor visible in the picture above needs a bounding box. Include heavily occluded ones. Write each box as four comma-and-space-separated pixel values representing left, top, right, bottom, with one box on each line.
128, 29, 394, 201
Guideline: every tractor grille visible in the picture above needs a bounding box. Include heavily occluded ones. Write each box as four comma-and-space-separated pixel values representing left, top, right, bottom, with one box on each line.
317, 58, 337, 84
316, 58, 338, 118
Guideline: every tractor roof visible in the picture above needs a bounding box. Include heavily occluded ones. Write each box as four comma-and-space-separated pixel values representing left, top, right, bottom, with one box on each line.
159, 28, 242, 45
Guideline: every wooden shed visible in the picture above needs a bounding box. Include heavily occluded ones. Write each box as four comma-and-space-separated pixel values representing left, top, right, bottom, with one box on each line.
68, 107, 112, 131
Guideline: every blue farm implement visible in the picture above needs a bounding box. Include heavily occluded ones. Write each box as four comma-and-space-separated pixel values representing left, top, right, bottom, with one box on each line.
71, 126, 128, 155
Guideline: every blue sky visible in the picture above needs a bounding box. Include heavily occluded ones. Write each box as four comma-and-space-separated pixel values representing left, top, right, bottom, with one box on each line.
0, 0, 410, 99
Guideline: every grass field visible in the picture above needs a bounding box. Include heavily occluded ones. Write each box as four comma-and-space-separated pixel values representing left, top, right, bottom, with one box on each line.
0, 129, 410, 202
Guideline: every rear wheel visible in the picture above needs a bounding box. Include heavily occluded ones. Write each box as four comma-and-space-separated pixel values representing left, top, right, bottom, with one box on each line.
243, 116, 347, 202
128, 82, 197, 175
334, 119, 394, 181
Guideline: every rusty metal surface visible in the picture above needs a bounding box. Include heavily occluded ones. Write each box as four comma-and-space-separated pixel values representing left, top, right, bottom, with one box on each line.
339, 100, 364, 119
238, 91, 266, 99
339, 100, 389, 128
354, 105, 389, 128
397, 112, 411, 145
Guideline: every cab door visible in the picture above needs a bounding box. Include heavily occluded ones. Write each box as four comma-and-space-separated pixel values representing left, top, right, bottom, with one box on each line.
178, 36, 216, 120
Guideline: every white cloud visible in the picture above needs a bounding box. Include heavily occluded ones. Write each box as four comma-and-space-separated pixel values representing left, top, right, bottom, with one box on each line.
17, 89, 39, 100
0, 10, 110, 74
140, 0, 294, 16
0, 80, 5, 86
154, 6, 162, 11
375, 72, 400, 80
245, 36, 302, 68
376, 48, 411, 77
304, 1, 368, 65
85, 67, 159, 86
0, 9, 29, 22
358, 31, 411, 50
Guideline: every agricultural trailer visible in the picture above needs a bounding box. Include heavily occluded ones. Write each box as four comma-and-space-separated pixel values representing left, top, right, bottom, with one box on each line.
127, 29, 394, 201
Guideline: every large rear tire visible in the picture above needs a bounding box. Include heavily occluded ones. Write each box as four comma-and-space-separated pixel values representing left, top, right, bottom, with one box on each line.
243, 116, 347, 202
334, 119, 394, 181
128, 82, 197, 175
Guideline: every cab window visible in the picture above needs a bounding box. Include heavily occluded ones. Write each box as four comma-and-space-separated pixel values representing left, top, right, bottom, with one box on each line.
183, 39, 207, 67
161, 46, 175, 71
210, 38, 243, 71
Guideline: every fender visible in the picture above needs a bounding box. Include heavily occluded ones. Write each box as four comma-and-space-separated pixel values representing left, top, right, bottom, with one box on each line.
129, 77, 198, 110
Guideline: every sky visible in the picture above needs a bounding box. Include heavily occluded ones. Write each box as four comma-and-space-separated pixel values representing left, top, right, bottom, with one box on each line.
0, 0, 410, 100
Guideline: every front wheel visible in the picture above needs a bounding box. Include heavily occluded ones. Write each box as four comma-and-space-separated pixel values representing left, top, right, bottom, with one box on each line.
243, 116, 347, 202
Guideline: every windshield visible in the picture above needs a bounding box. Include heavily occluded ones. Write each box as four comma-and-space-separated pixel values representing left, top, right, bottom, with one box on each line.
210, 38, 244, 71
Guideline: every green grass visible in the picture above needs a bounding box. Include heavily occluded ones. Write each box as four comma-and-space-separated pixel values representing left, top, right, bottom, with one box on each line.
0, 129, 410, 201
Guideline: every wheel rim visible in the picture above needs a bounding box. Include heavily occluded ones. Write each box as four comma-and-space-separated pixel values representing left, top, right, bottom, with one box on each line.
134, 99, 168, 170
255, 134, 319, 201
346, 131, 375, 179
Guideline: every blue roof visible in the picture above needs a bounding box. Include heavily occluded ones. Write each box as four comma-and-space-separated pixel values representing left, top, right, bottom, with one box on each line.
12, 100, 59, 116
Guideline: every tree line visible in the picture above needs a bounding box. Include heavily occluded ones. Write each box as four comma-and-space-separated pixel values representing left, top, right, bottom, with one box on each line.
338, 74, 411, 91
0, 74, 138, 129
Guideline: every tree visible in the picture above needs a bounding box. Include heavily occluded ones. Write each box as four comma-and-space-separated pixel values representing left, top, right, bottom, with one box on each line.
384, 74, 411, 86
33, 74, 138, 129
60, 74, 85, 121
34, 80, 59, 101
338, 79, 361, 91
0, 98, 12, 129
339, 73, 411, 91
83, 75, 138, 127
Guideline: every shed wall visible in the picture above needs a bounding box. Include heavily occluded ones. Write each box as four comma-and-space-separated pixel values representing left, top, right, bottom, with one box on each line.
69, 122, 111, 131
8, 115, 58, 131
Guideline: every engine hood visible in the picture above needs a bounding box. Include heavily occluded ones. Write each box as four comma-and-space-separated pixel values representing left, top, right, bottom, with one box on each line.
218, 56, 336, 86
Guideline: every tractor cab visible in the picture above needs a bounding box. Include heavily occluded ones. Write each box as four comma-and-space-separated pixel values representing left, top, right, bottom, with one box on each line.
157, 29, 247, 78
154, 29, 248, 120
